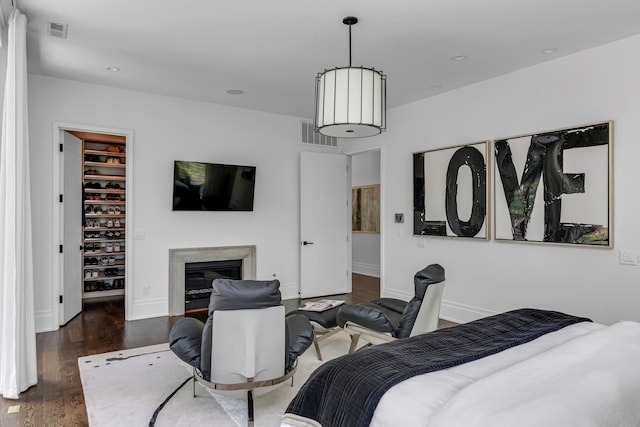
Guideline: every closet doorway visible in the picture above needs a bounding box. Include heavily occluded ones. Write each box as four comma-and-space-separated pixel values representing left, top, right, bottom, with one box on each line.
53, 123, 134, 327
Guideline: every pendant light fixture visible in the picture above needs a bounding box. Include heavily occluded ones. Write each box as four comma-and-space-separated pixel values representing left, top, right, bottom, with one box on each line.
314, 17, 387, 138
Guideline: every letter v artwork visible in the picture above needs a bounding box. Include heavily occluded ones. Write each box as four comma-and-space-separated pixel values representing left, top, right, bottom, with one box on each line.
493, 121, 612, 247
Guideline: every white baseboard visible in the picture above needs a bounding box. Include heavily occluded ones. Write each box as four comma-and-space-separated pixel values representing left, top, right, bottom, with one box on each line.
280, 282, 299, 301
36, 309, 55, 333
352, 262, 380, 278
376, 289, 497, 325
440, 300, 498, 324
129, 297, 168, 321
381, 287, 412, 301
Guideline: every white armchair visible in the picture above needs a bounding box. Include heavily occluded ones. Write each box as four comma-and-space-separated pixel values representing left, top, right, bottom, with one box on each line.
169, 279, 314, 422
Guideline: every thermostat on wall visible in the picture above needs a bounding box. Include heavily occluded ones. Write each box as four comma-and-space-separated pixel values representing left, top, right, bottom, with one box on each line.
394, 213, 404, 223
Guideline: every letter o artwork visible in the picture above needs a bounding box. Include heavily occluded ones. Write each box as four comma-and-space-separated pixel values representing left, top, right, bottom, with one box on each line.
445, 147, 487, 237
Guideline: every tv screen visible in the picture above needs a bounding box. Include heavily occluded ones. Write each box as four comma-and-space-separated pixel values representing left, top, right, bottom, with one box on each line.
173, 160, 256, 211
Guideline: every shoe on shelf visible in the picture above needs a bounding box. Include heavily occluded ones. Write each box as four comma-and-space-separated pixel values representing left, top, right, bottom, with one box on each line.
91, 270, 99, 278
106, 243, 113, 253
113, 243, 121, 252
85, 270, 92, 279
107, 219, 113, 228
108, 256, 115, 266
114, 219, 121, 228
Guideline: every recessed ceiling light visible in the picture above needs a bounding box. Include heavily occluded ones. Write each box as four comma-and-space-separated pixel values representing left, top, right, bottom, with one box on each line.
451, 55, 467, 61
226, 89, 244, 95
541, 48, 558, 54
105, 66, 120, 72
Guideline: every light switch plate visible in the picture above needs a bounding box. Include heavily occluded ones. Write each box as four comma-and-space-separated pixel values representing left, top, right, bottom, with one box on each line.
619, 250, 638, 266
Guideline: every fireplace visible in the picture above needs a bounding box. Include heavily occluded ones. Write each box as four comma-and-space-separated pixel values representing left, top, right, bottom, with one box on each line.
169, 245, 256, 316
184, 259, 242, 312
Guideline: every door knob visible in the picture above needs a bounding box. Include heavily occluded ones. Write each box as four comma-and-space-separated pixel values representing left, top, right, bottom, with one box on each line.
302, 241, 314, 246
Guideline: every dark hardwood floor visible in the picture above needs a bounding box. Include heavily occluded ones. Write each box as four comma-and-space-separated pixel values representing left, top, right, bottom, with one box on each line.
0, 274, 453, 426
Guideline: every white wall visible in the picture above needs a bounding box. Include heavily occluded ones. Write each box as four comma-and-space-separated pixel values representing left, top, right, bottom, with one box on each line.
27, 75, 329, 331
344, 35, 640, 325
351, 151, 380, 277
23, 34, 640, 330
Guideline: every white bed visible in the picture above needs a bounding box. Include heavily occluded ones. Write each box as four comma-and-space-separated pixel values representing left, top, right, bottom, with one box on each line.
283, 319, 640, 427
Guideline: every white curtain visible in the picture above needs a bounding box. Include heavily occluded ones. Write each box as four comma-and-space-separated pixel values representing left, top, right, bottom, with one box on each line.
0, 8, 37, 399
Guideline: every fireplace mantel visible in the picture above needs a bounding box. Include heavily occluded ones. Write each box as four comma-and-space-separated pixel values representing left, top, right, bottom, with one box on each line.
169, 245, 256, 316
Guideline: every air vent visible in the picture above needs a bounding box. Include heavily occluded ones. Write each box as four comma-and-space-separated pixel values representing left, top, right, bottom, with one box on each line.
301, 122, 338, 149
48, 22, 68, 39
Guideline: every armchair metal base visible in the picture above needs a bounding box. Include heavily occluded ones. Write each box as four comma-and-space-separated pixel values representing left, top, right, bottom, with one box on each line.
191, 363, 298, 424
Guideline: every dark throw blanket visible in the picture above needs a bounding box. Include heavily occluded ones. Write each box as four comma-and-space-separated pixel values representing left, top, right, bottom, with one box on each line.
285, 308, 591, 427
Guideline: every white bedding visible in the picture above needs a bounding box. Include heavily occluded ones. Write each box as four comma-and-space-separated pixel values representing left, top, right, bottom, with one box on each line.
425, 321, 640, 427
370, 321, 603, 426
283, 320, 640, 427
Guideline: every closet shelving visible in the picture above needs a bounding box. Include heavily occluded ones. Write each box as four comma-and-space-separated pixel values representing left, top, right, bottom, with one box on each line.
74, 131, 127, 299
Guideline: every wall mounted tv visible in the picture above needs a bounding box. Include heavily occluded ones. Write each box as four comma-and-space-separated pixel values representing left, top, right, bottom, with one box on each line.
173, 160, 256, 211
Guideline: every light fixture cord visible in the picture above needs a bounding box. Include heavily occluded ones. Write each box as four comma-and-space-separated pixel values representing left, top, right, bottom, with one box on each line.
348, 23, 352, 67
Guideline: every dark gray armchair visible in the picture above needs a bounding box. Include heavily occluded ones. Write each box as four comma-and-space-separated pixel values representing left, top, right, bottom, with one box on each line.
337, 264, 446, 352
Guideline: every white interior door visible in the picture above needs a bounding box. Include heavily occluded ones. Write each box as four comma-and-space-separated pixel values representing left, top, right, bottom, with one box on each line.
61, 132, 83, 324
300, 152, 350, 298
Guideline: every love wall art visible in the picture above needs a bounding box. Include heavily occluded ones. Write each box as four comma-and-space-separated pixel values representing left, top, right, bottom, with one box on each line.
413, 121, 612, 247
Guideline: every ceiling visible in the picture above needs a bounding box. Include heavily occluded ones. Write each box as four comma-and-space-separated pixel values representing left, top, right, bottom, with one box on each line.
9, 0, 640, 119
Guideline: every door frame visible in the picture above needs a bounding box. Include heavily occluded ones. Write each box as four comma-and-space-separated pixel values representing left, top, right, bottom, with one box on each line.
52, 122, 134, 325
349, 149, 382, 279
344, 146, 384, 296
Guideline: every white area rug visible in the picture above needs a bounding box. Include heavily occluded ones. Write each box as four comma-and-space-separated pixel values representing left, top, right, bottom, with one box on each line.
79, 333, 351, 426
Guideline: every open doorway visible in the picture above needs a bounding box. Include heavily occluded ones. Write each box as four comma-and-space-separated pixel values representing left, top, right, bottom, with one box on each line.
52, 122, 134, 327
350, 150, 381, 300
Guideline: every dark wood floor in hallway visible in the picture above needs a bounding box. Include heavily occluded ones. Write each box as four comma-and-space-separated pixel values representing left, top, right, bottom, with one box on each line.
0, 274, 452, 426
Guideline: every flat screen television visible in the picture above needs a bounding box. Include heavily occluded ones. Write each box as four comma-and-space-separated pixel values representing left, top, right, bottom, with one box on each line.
173, 160, 256, 211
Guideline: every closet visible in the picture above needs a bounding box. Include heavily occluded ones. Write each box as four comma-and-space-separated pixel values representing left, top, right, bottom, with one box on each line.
69, 131, 127, 300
